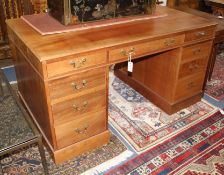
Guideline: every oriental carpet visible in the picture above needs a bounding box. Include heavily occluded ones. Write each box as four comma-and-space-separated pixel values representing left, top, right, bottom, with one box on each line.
0, 135, 128, 175
109, 74, 218, 152
106, 111, 224, 175
205, 51, 224, 101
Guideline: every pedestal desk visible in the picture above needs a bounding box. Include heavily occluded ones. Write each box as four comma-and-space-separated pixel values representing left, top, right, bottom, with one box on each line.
6, 6, 216, 163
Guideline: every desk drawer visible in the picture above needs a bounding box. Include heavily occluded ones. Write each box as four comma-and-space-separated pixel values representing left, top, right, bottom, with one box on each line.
55, 110, 106, 149
174, 73, 205, 101
109, 35, 184, 63
178, 58, 208, 79
52, 90, 106, 125
184, 27, 215, 42
182, 41, 212, 62
47, 50, 107, 78
49, 67, 106, 104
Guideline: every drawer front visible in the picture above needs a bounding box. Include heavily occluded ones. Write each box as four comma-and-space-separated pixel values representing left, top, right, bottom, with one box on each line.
55, 110, 107, 149
184, 27, 215, 42
178, 58, 208, 79
109, 35, 184, 63
49, 67, 106, 104
47, 50, 107, 78
174, 73, 205, 101
52, 90, 106, 125
182, 41, 212, 62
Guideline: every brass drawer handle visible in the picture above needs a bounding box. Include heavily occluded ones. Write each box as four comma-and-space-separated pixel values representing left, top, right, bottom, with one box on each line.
71, 80, 87, 90
187, 82, 196, 89
188, 62, 199, 71
164, 39, 175, 47
73, 101, 88, 111
69, 58, 87, 68
69, 60, 76, 67
74, 125, 89, 134
120, 47, 135, 56
196, 31, 206, 37
194, 64, 199, 69
193, 48, 201, 55
79, 58, 86, 66
188, 64, 194, 71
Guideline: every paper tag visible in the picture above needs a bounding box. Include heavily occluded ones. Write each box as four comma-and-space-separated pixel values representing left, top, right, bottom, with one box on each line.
128, 61, 133, 72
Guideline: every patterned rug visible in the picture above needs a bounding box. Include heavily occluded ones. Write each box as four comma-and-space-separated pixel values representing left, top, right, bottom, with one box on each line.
106, 111, 224, 175
0, 135, 127, 175
0, 83, 128, 175
205, 51, 224, 101
109, 74, 218, 152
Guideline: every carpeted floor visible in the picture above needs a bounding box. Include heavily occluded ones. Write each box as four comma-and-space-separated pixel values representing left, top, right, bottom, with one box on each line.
0, 135, 127, 175
106, 111, 224, 175
205, 52, 224, 101
109, 74, 218, 152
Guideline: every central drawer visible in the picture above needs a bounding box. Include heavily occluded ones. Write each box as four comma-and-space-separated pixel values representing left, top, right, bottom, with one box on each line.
55, 110, 107, 149
109, 34, 184, 63
52, 90, 106, 125
48, 67, 106, 104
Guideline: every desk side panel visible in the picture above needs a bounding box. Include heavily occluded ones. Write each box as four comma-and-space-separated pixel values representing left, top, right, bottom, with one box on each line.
13, 46, 56, 148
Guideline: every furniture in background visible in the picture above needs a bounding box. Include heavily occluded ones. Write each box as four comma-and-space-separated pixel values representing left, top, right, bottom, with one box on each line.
47, 0, 157, 25
167, 0, 212, 12
6, 6, 216, 163
0, 0, 47, 60
206, 0, 224, 16
0, 69, 48, 174
0, 0, 34, 42
0, 44, 11, 60
167, 0, 201, 9
31, 0, 48, 13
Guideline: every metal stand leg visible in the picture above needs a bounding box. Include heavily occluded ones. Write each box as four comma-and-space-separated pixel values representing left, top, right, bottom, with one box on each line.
0, 165, 3, 175
37, 138, 49, 175
0, 77, 4, 101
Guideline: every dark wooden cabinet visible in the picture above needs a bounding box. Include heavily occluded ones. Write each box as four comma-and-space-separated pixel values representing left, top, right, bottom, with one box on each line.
47, 0, 157, 25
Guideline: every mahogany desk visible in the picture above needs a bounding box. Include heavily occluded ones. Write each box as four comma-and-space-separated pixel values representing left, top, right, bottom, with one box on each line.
6, 6, 216, 163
